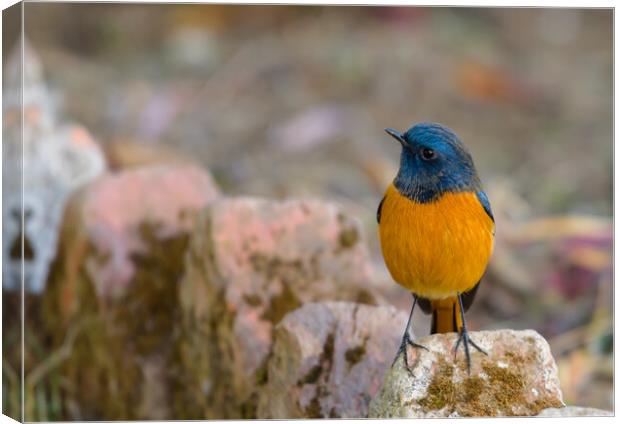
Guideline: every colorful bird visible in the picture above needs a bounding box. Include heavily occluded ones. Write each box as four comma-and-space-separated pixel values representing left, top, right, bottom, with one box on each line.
377, 123, 495, 372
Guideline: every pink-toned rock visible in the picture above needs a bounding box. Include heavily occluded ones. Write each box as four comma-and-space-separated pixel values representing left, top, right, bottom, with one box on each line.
256, 301, 407, 418
43, 164, 220, 420
58, 164, 219, 305
176, 198, 378, 419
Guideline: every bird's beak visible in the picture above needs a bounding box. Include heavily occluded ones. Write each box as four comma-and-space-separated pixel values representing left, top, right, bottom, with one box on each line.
385, 128, 406, 146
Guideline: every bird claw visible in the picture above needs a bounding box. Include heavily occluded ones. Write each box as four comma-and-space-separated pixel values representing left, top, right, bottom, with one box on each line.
453, 327, 487, 374
392, 332, 428, 370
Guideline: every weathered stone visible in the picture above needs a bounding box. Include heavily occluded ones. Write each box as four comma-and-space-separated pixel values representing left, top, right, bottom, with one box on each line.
2, 38, 107, 294
256, 301, 407, 418
537, 406, 612, 417
369, 329, 564, 418
176, 198, 378, 419
43, 164, 220, 420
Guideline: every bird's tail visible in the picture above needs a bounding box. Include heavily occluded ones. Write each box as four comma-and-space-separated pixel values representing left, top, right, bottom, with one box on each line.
430, 296, 463, 334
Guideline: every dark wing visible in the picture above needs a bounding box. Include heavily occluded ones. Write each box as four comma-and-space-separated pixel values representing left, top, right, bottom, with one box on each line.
460, 280, 481, 312
416, 280, 480, 317
417, 295, 432, 315
476, 190, 494, 223
376, 195, 386, 224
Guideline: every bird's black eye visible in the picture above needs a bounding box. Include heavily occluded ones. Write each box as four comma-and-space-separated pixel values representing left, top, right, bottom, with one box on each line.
421, 148, 436, 161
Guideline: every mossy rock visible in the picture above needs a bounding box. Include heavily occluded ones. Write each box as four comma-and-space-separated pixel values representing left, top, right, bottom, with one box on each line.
369, 329, 564, 418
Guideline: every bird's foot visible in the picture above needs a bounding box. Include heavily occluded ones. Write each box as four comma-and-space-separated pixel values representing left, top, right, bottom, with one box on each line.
392, 331, 428, 370
453, 327, 487, 374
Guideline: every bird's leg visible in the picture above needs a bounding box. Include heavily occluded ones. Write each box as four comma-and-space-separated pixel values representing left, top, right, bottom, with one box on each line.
453, 292, 488, 374
393, 294, 428, 369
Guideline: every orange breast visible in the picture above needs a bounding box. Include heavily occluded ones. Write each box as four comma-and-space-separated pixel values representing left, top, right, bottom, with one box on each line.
378, 184, 494, 299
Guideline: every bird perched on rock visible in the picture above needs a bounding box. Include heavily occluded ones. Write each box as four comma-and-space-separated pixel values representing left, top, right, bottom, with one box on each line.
377, 122, 495, 373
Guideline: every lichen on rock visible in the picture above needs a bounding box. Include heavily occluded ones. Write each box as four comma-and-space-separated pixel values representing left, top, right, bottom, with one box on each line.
175, 198, 380, 419
256, 301, 407, 419
42, 164, 220, 420
369, 329, 565, 418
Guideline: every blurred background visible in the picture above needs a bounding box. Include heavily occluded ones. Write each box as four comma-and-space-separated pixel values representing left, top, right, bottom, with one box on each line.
3, 3, 613, 419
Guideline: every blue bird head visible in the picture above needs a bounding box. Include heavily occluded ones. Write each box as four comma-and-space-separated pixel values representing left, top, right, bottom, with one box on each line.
386, 123, 481, 203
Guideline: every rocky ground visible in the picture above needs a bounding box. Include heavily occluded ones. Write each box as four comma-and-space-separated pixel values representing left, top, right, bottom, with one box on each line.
10, 151, 614, 419
2, 4, 613, 420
